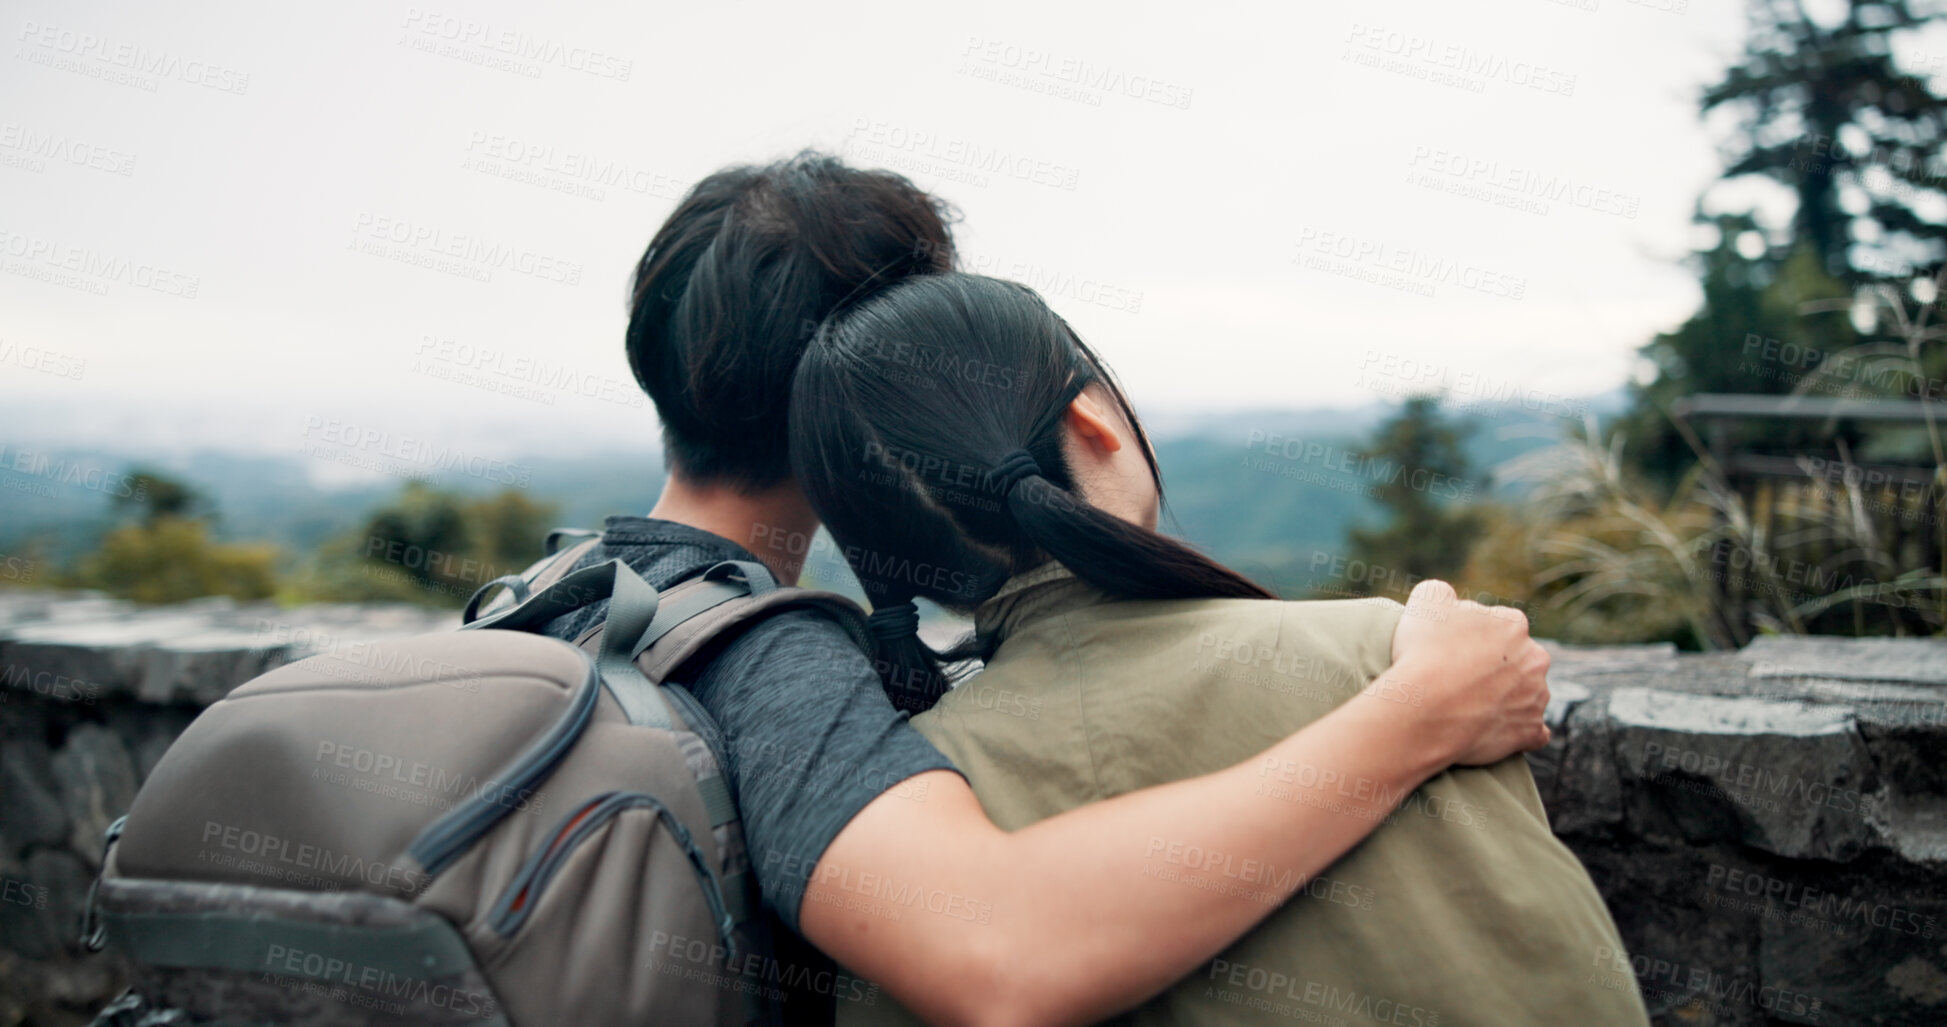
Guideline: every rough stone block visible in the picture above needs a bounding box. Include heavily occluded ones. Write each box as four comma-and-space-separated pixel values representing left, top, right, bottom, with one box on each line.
0, 737, 69, 853
1610, 687, 1877, 861
49, 724, 137, 869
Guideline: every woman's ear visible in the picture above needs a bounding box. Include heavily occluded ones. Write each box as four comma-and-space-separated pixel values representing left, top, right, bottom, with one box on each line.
1064, 391, 1124, 456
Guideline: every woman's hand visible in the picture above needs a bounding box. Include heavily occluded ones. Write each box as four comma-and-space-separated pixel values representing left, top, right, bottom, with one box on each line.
1389, 579, 1551, 766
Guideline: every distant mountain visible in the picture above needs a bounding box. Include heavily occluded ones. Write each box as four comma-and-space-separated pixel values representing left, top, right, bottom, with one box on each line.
1152, 393, 1621, 595
1, 392, 1623, 589
0, 446, 666, 567
1136, 403, 1395, 445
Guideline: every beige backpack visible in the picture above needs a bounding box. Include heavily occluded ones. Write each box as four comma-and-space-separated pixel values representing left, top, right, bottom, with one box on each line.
83, 533, 869, 1027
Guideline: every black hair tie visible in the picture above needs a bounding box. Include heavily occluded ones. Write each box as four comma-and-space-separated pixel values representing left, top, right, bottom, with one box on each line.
866, 599, 920, 642
990, 449, 1043, 496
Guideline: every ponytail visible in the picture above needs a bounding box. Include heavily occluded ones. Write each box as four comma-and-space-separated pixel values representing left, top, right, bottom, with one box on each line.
995, 445, 1271, 603
1007, 474, 1273, 602
864, 597, 956, 713
790, 273, 1271, 713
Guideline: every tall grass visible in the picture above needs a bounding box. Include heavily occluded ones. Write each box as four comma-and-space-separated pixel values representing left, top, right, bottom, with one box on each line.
1489, 264, 1947, 648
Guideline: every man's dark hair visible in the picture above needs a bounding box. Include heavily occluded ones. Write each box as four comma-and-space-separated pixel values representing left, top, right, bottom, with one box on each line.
625, 151, 956, 490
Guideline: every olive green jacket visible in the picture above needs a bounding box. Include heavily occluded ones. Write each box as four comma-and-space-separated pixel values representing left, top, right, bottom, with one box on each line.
838, 564, 1649, 1027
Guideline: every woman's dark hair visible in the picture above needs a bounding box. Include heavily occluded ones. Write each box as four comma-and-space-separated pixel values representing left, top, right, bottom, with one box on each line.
788, 273, 1272, 712
626, 151, 956, 491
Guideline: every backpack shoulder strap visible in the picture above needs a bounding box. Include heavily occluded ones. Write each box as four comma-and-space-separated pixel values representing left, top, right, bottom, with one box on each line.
465, 557, 677, 730
574, 560, 870, 686
462, 531, 602, 624
528, 536, 602, 592
634, 570, 871, 686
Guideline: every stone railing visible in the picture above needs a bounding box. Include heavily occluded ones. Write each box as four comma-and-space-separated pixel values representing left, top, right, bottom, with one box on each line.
0, 591, 455, 1027
0, 590, 1942, 1026
1532, 637, 1946, 1026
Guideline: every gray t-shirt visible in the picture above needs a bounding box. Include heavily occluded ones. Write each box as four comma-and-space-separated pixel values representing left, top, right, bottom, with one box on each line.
541, 516, 960, 934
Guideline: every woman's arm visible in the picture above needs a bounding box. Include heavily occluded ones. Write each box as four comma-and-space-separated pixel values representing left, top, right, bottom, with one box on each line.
803, 581, 1551, 1027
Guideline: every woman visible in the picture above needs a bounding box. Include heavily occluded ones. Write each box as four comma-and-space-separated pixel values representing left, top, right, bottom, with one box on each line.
789, 273, 1650, 1026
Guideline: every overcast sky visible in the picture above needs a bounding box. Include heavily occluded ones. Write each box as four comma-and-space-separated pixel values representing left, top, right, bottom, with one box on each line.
0, 0, 1844, 464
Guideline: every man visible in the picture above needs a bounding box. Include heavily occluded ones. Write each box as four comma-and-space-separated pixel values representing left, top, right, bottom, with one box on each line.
544, 151, 1551, 1025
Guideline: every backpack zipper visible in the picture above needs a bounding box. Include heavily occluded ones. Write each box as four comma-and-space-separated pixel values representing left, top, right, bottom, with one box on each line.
407, 649, 603, 877
486, 790, 738, 960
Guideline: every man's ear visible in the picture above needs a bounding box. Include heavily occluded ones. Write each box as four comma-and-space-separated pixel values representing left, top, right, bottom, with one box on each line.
1064, 391, 1124, 456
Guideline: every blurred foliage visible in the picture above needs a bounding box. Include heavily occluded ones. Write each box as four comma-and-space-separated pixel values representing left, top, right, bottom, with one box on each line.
1456, 499, 1699, 648
1492, 0, 1947, 645
1708, 0, 1947, 285
45, 465, 560, 609
74, 519, 278, 604
0, 538, 52, 591
1321, 397, 1487, 602
114, 468, 212, 524
69, 465, 278, 605
1626, 230, 1864, 487
292, 483, 557, 608
1484, 424, 1943, 647
1626, 0, 1947, 488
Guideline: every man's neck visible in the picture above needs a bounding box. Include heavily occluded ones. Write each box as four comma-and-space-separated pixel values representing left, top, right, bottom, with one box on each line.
646, 473, 819, 585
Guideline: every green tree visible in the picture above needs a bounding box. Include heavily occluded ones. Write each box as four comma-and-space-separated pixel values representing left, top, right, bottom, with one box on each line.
465, 489, 557, 576
69, 467, 280, 603
301, 484, 557, 607
113, 468, 211, 524
363, 483, 472, 589
1626, 219, 1862, 485
1624, 0, 1947, 487
1341, 397, 1486, 597
1706, 0, 1947, 284
73, 517, 277, 603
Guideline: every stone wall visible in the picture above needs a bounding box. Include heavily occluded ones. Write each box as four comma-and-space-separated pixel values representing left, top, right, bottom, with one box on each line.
0, 591, 455, 1027
1532, 637, 1946, 1026
0, 590, 1942, 1026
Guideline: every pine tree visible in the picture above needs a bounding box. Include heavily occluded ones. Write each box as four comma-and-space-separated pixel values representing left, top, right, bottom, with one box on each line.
1626, 0, 1943, 485
1343, 397, 1486, 596
1707, 0, 1947, 284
